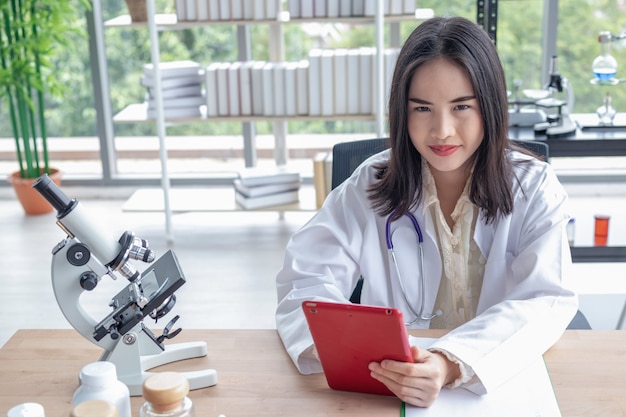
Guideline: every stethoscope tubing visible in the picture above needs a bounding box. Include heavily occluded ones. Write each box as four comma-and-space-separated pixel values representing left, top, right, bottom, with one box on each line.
385, 212, 438, 324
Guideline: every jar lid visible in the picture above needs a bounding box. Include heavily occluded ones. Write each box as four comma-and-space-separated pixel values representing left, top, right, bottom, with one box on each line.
142, 372, 189, 409
79, 361, 117, 387
70, 400, 118, 417
7, 403, 45, 417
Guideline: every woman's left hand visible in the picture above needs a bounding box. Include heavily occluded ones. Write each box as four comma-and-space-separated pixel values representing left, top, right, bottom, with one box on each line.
368, 345, 461, 407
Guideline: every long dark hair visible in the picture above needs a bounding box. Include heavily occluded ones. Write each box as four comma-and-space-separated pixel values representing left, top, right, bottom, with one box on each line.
369, 16, 513, 224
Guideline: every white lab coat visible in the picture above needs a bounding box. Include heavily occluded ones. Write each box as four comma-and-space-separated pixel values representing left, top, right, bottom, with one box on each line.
275, 149, 578, 394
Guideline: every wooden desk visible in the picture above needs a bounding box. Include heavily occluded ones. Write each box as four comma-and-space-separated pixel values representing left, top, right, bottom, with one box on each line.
1, 329, 625, 417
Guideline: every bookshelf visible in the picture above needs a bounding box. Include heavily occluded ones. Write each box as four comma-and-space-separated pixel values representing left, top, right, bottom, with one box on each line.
93, 0, 424, 238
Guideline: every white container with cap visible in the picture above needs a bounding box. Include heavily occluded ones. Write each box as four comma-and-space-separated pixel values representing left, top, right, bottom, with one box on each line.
72, 361, 132, 417
7, 403, 45, 417
70, 400, 118, 417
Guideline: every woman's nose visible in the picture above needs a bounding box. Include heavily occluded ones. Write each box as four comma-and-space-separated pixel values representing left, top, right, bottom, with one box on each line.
431, 111, 455, 140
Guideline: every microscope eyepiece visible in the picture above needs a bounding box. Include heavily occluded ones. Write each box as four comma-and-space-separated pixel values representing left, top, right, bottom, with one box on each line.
33, 174, 77, 217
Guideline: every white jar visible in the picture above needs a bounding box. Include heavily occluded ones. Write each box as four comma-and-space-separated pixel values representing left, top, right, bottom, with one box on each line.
7, 403, 45, 417
72, 361, 132, 417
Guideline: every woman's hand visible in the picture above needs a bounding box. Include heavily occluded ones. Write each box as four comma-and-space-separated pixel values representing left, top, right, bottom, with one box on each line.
368, 346, 461, 407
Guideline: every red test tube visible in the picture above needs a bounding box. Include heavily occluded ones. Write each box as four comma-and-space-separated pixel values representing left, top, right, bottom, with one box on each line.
594, 215, 610, 246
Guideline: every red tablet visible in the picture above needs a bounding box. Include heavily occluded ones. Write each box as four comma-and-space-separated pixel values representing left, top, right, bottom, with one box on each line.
302, 300, 413, 396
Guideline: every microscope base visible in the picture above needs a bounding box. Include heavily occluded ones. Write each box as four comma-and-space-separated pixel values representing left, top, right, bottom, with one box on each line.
101, 329, 217, 396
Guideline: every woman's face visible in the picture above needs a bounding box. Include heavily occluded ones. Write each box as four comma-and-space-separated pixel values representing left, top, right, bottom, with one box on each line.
406, 58, 484, 181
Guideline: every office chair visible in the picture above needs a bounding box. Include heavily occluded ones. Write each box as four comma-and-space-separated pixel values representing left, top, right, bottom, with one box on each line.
331, 137, 591, 330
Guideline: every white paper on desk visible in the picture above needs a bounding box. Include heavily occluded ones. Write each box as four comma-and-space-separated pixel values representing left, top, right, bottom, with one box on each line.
406, 336, 561, 417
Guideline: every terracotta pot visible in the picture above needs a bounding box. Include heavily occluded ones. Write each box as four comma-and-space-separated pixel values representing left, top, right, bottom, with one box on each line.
8, 168, 62, 215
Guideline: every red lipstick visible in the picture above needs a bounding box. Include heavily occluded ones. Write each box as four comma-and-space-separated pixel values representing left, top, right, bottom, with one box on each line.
430, 145, 459, 156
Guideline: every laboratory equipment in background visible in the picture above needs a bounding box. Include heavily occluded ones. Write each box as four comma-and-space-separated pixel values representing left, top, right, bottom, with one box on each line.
532, 55, 577, 137
507, 79, 548, 127
590, 30, 624, 125
507, 56, 576, 137
32, 174, 217, 396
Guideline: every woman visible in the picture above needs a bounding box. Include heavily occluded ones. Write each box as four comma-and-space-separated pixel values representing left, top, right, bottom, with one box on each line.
275, 16, 577, 407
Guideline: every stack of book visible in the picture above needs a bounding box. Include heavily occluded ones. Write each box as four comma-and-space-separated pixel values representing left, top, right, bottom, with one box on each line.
288, 0, 416, 19
234, 167, 301, 209
175, 0, 280, 22
141, 60, 205, 119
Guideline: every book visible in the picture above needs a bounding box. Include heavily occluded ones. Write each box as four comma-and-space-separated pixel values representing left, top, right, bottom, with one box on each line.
197, 0, 209, 20
327, 0, 339, 17
308, 49, 322, 116
301, 0, 313, 19
359, 47, 375, 115
346, 49, 360, 115
235, 189, 300, 210
185, 0, 197, 20
216, 62, 230, 116
239, 61, 254, 116
205, 62, 219, 117
339, 0, 352, 16
147, 94, 205, 110
146, 106, 202, 119
251, 61, 266, 115
320, 50, 335, 116
352, 0, 365, 16
140, 73, 204, 89
218, 0, 230, 20
228, 61, 242, 116
175, 0, 186, 21
296, 60, 309, 115
404, 0, 415, 14
384, 48, 399, 105
389, 0, 403, 15
262, 62, 275, 116
284, 62, 298, 116
288, 0, 300, 19
265, 0, 279, 19
231, 0, 243, 20
273, 62, 286, 116
242, 0, 254, 19
237, 166, 301, 187
333, 49, 348, 115
313, 0, 326, 18
143, 60, 201, 79
147, 84, 203, 100
253, 0, 264, 20
233, 179, 300, 198
208, 0, 220, 20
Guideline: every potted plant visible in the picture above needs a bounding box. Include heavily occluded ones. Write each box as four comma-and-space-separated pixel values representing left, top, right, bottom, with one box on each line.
0, 0, 89, 214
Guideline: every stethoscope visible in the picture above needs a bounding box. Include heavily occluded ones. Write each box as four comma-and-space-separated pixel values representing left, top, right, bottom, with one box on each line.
385, 212, 440, 325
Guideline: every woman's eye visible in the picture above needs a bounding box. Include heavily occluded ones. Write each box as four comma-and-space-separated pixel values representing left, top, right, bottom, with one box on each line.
413, 106, 430, 112
455, 104, 470, 111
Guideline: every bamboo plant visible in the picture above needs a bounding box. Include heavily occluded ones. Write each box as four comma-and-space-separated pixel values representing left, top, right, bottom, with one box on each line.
0, 0, 89, 179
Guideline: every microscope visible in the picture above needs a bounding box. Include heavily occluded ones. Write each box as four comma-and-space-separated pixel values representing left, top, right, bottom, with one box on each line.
533, 55, 577, 137
33, 174, 217, 395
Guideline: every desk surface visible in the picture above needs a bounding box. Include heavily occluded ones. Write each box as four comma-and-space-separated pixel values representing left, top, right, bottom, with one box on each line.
1, 329, 625, 417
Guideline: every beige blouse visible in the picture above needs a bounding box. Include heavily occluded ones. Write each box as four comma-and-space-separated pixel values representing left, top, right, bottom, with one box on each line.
420, 162, 486, 330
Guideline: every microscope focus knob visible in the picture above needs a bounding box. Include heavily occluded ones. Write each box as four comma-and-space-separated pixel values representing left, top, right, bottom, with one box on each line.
80, 271, 99, 291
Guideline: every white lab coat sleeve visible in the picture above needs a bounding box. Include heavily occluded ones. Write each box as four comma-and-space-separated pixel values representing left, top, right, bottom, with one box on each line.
428, 158, 578, 394
275, 155, 384, 374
